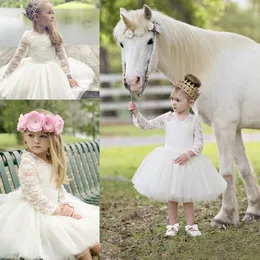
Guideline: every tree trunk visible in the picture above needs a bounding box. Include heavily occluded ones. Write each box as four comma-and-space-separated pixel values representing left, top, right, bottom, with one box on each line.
100, 46, 117, 117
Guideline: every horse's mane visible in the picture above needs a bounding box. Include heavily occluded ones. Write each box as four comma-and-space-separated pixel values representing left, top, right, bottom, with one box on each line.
114, 8, 258, 82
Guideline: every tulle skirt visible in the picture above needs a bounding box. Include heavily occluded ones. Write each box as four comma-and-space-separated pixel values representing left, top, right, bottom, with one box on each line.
0, 57, 95, 100
0, 189, 99, 260
132, 147, 227, 203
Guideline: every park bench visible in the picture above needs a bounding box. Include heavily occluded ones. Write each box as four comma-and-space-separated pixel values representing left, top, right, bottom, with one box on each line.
0, 141, 100, 205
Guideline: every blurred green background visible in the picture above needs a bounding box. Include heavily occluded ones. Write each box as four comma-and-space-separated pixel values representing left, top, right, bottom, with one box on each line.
101, 0, 260, 74
0, 100, 99, 151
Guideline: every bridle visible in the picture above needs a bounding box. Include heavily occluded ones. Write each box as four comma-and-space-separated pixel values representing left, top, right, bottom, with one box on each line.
122, 22, 162, 97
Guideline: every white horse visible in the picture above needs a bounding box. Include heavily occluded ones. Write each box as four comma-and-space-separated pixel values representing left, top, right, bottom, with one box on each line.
113, 4, 260, 227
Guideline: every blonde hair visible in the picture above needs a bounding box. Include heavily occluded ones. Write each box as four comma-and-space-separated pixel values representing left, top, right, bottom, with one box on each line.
23, 109, 67, 188
28, 0, 63, 46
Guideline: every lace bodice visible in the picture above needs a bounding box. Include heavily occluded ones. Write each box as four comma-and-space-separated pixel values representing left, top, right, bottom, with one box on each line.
133, 111, 203, 154
18, 151, 70, 215
3, 30, 71, 77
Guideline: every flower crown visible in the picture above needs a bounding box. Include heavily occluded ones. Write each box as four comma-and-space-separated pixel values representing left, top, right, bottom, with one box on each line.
17, 111, 64, 135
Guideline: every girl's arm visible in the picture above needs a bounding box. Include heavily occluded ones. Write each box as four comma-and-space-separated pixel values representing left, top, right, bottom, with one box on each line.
19, 155, 57, 215
55, 44, 71, 76
129, 101, 170, 130
133, 111, 171, 130
3, 31, 29, 78
187, 117, 203, 157
58, 185, 70, 205
55, 44, 79, 88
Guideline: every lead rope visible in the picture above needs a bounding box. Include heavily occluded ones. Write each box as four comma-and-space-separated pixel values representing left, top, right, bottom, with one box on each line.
140, 34, 157, 96
129, 92, 134, 117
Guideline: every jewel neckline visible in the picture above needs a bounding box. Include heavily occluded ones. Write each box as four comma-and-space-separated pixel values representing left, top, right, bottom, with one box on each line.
26, 150, 51, 165
31, 30, 48, 36
173, 112, 191, 122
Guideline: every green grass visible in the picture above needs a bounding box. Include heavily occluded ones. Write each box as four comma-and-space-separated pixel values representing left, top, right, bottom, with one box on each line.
101, 123, 212, 137
101, 142, 260, 182
101, 142, 260, 259
0, 133, 88, 150
101, 124, 165, 137
101, 123, 260, 137
54, 1, 95, 9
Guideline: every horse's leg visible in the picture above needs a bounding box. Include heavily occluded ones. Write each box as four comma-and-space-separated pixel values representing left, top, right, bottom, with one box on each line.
211, 123, 239, 226
234, 129, 260, 221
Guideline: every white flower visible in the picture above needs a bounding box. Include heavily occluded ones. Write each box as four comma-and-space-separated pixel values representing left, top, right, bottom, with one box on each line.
125, 29, 134, 38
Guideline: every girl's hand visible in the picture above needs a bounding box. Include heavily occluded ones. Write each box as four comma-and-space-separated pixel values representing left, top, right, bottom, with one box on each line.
68, 78, 79, 88
60, 204, 74, 217
174, 153, 188, 166
72, 213, 83, 220
128, 101, 138, 116
53, 207, 62, 216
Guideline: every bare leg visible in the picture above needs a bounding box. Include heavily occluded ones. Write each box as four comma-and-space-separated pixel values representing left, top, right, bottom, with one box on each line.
183, 202, 194, 226
168, 201, 178, 224
211, 123, 239, 226
79, 249, 93, 260
234, 130, 260, 221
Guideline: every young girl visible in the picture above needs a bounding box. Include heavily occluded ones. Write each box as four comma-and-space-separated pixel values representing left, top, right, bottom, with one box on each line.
0, 109, 100, 260
0, 0, 95, 99
128, 74, 227, 237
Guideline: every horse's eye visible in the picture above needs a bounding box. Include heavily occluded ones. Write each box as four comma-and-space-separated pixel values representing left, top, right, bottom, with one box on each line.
120, 42, 124, 48
147, 38, 154, 45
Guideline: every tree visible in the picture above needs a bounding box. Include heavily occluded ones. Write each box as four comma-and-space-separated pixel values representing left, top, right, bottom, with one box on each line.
214, 0, 260, 43
80, 100, 100, 140
0, 100, 97, 144
100, 0, 225, 50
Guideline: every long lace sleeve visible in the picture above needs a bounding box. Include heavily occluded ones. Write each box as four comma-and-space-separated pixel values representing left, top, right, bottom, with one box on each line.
133, 111, 171, 130
55, 44, 71, 75
58, 185, 70, 204
19, 155, 57, 215
188, 117, 203, 154
3, 31, 29, 78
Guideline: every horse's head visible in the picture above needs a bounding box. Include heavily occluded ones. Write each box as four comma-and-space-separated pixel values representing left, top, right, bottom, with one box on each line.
114, 5, 162, 96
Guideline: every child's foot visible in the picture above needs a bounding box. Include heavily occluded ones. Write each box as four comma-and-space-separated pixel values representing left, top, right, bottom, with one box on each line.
185, 224, 202, 237
165, 223, 179, 237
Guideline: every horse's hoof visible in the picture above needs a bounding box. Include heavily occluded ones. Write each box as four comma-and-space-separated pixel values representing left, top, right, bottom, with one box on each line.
211, 218, 239, 230
211, 218, 236, 229
242, 213, 260, 222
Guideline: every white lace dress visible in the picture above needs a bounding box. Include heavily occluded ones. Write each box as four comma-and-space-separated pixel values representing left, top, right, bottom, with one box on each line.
132, 111, 227, 203
0, 151, 99, 260
0, 30, 95, 99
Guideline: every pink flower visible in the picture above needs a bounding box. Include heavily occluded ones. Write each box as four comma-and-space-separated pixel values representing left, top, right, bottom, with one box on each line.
54, 115, 64, 135
16, 111, 64, 135
26, 111, 43, 132
43, 114, 55, 133
17, 114, 28, 132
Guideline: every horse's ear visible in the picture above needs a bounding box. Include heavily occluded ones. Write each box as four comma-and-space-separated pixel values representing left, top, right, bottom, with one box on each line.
120, 8, 128, 16
143, 4, 152, 20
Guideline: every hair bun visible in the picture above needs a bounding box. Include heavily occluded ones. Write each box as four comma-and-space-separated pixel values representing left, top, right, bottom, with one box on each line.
184, 74, 201, 88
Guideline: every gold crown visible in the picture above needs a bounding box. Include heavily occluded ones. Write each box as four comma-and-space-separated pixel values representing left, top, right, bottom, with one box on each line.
176, 79, 200, 100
